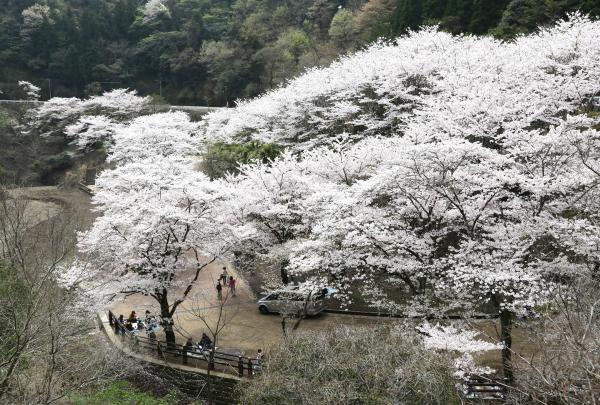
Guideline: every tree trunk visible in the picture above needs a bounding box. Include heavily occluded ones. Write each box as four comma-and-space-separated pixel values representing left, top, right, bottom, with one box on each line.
158, 293, 177, 348
207, 349, 214, 405
281, 259, 290, 284
500, 309, 514, 383
281, 267, 289, 285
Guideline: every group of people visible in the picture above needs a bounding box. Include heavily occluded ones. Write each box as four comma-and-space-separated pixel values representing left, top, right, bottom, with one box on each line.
216, 266, 237, 300
182, 334, 265, 373
115, 310, 159, 339
183, 332, 214, 355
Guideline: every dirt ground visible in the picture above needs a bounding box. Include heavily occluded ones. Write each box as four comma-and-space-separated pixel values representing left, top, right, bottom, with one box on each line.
110, 258, 391, 359
7, 185, 94, 227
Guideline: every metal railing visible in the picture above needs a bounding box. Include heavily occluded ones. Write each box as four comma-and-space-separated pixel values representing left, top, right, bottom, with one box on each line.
107, 310, 259, 378
462, 375, 507, 401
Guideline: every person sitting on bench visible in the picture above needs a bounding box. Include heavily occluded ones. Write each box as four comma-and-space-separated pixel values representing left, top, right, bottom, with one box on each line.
198, 333, 213, 351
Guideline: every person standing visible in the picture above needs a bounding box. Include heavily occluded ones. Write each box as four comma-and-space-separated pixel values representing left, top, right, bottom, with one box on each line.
183, 337, 194, 365
228, 276, 236, 297
116, 314, 125, 335
254, 349, 264, 373
220, 267, 228, 286
216, 281, 223, 300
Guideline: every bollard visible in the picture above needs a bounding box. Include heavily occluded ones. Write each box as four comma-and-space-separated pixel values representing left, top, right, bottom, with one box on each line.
157, 341, 163, 357
108, 311, 114, 326
247, 359, 253, 378
182, 347, 188, 365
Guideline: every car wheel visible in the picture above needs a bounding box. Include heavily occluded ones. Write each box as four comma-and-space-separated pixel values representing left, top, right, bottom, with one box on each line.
259, 305, 269, 314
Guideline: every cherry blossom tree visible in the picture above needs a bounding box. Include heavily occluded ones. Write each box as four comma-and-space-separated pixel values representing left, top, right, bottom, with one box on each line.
24, 89, 150, 139
53, 14, 600, 381
417, 322, 500, 378
17, 81, 40, 101
142, 0, 170, 23
64, 112, 230, 345
20, 4, 53, 41
207, 14, 600, 381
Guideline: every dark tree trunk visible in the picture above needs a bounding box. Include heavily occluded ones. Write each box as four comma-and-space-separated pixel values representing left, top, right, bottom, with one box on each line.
281, 267, 289, 285
281, 259, 290, 284
207, 349, 215, 405
500, 309, 514, 383
157, 291, 177, 348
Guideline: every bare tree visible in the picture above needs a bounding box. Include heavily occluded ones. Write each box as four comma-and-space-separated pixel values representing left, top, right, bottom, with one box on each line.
237, 324, 461, 405
0, 186, 124, 403
505, 276, 600, 405
186, 276, 241, 405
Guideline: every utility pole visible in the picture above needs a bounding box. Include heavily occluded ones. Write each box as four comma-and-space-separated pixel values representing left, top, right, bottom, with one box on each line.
47, 78, 51, 99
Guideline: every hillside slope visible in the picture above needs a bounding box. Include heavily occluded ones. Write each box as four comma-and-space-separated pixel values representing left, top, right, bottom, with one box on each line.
201, 14, 600, 150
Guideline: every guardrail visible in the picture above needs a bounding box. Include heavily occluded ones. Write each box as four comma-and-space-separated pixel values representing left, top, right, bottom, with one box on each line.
107, 310, 258, 378
323, 308, 499, 319
0, 99, 225, 112
77, 182, 94, 196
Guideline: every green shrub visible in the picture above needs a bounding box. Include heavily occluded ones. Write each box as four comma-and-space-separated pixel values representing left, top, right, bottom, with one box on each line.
203, 141, 283, 179
31, 151, 74, 185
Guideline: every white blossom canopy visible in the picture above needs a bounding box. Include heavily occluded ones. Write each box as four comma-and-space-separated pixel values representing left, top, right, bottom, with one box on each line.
210, 15, 600, 314
61, 15, 600, 317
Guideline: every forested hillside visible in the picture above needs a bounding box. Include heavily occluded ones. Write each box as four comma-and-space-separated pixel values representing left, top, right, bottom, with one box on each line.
1, 0, 599, 106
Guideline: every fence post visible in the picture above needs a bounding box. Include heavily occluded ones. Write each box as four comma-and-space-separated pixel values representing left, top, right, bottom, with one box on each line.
238, 356, 244, 377
247, 359, 253, 378
208, 349, 215, 371
133, 334, 139, 352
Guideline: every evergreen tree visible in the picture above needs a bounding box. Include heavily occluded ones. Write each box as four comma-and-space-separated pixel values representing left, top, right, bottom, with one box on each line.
392, 0, 424, 32
442, 0, 473, 33
469, 0, 509, 34
1, 0, 599, 103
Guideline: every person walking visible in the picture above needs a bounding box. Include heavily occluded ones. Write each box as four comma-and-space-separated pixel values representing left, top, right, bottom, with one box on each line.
216, 281, 223, 300
220, 267, 228, 286
228, 276, 236, 297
